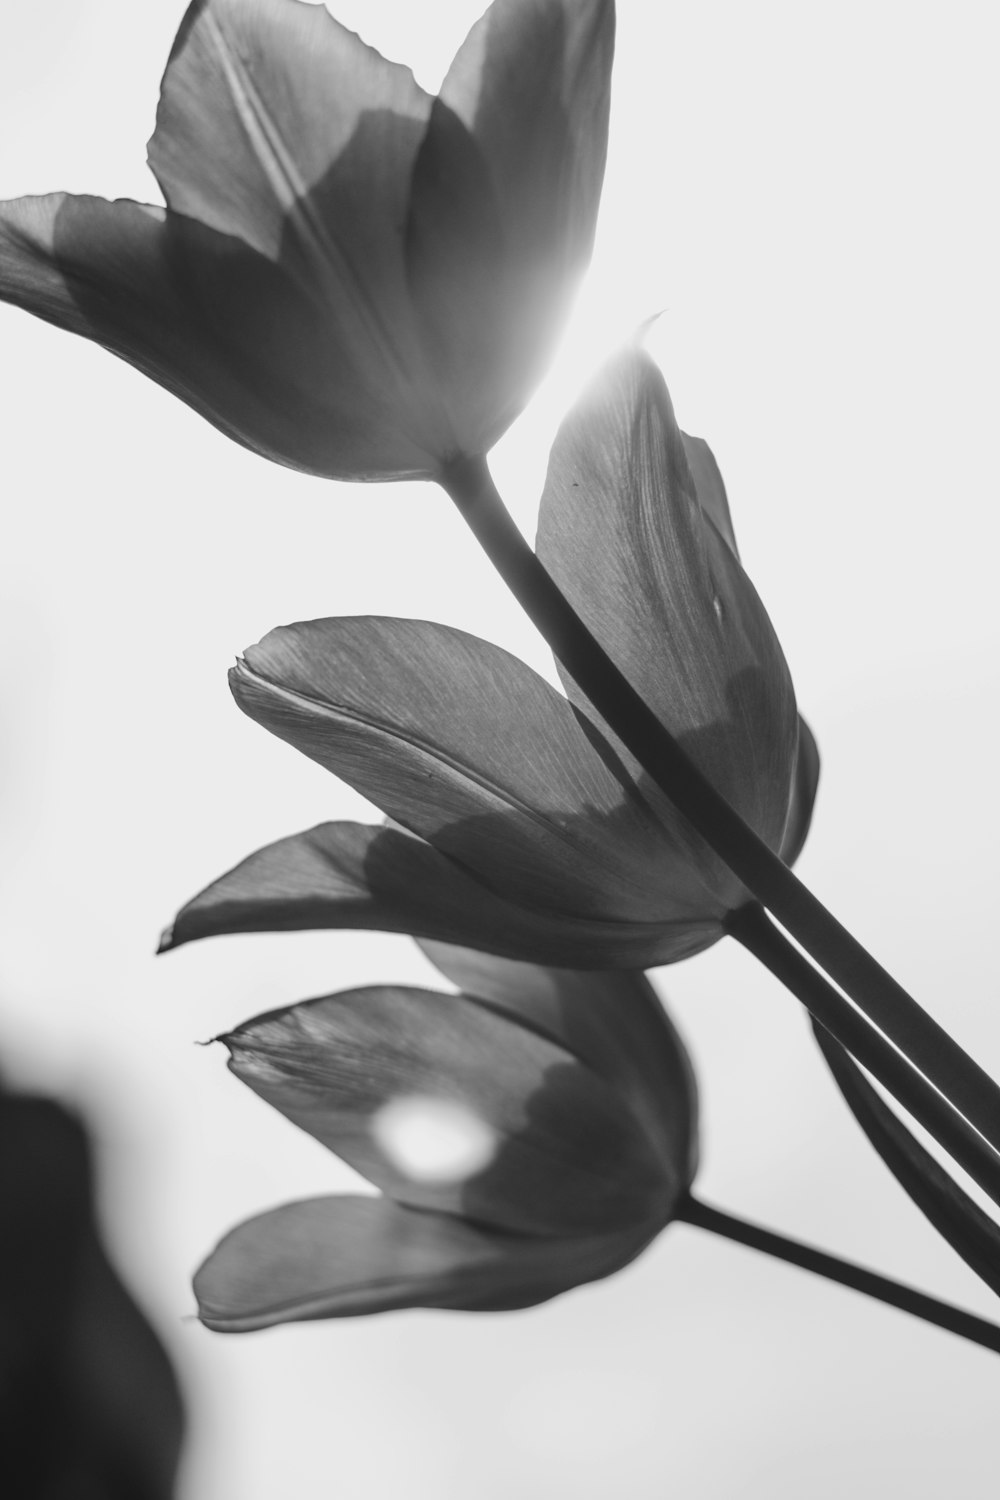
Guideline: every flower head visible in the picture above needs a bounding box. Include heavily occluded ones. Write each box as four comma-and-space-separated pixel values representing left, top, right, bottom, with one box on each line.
0, 0, 613, 479
194, 943, 696, 1328
163, 349, 818, 968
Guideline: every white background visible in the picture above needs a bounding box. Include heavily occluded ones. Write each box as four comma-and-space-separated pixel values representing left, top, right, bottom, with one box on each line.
2, 1, 1000, 1495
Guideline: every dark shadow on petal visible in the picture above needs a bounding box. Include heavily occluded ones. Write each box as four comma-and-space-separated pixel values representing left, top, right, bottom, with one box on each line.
360, 823, 723, 961
50, 103, 450, 480
222, 983, 672, 1240
453, 1051, 680, 1242
376, 663, 802, 930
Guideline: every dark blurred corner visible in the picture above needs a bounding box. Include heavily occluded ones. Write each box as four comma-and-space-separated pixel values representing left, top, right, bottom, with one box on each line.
0, 1087, 185, 1498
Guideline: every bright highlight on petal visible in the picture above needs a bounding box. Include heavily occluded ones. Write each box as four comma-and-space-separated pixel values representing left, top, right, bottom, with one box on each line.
372, 1094, 498, 1183
194, 950, 696, 1328
0, 0, 616, 479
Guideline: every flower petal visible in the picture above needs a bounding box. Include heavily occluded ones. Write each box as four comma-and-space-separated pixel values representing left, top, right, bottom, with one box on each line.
779, 715, 820, 867
407, 0, 614, 451
0, 194, 432, 479
681, 432, 738, 558
418, 942, 699, 1189
160, 820, 711, 966
221, 983, 673, 1236
536, 348, 799, 877
148, 0, 449, 455
231, 616, 709, 923
194, 1195, 651, 1329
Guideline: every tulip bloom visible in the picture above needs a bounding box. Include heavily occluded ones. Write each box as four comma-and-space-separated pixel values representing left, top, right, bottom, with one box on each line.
194, 943, 696, 1328
0, 0, 613, 479
163, 350, 817, 967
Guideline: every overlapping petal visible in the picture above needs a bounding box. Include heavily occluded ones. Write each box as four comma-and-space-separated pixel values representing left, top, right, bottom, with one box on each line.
418, 942, 698, 1187
0, 193, 433, 478
230, 616, 713, 923
148, 0, 449, 455
536, 347, 799, 871
194, 949, 694, 1329
195, 1195, 648, 1329
407, 0, 614, 449
165, 345, 816, 970
160, 820, 712, 967
221, 983, 670, 1235
779, 716, 821, 868
0, 0, 614, 476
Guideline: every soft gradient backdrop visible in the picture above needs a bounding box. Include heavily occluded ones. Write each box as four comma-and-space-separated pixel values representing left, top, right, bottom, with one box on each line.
2, 2, 999, 1495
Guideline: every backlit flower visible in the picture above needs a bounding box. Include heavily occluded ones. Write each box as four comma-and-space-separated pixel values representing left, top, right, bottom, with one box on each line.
163, 350, 818, 968
194, 943, 696, 1328
0, 0, 613, 479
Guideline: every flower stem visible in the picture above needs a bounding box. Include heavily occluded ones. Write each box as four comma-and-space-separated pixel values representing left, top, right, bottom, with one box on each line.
440, 456, 1000, 1154
727, 903, 1000, 1206
677, 1194, 1000, 1355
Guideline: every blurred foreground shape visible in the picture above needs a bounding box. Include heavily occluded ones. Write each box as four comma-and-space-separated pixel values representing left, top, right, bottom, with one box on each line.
0, 1087, 184, 1498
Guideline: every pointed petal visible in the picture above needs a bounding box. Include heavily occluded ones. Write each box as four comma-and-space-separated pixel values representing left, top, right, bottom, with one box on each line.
407, 0, 614, 451
195, 1195, 651, 1329
419, 942, 699, 1189
681, 432, 739, 557
0, 194, 432, 479
222, 984, 672, 1236
779, 715, 820, 867
536, 349, 799, 880
160, 821, 720, 968
231, 616, 707, 924
814, 1025, 1000, 1298
149, 0, 450, 451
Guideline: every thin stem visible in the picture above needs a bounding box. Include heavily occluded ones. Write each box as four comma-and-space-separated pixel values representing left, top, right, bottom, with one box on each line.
678, 1195, 1000, 1355
440, 456, 1000, 1154
728, 903, 1000, 1206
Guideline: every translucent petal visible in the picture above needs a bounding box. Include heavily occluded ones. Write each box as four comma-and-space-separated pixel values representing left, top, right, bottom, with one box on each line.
0, 193, 433, 479
537, 349, 799, 891
148, 0, 448, 450
160, 820, 714, 967
407, 0, 614, 450
419, 942, 699, 1187
222, 984, 673, 1236
231, 616, 712, 923
194, 1194, 652, 1329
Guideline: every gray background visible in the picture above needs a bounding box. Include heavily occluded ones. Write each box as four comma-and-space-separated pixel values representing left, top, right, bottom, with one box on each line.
1, 1, 999, 1494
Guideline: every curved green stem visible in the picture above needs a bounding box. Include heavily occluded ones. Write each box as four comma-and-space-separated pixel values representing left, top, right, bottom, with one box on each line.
678, 1195, 1000, 1355
727, 903, 1000, 1206
440, 456, 1000, 1155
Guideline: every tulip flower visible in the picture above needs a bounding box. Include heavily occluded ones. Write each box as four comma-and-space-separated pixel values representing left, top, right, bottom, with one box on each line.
192, 942, 1000, 1353
163, 350, 818, 968
0, 0, 613, 479
194, 943, 696, 1328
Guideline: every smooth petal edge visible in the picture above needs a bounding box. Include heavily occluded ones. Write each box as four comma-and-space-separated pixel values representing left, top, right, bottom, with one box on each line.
0, 192, 436, 481
222, 981, 673, 1236
780, 715, 820, 867
194, 1194, 653, 1330
230, 612, 723, 926
158, 821, 722, 970
417, 941, 699, 1187
536, 344, 799, 871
